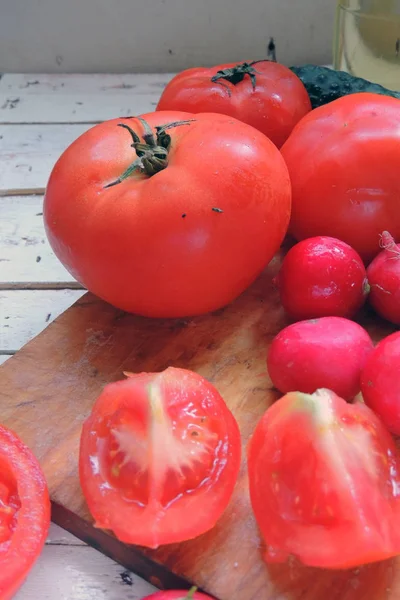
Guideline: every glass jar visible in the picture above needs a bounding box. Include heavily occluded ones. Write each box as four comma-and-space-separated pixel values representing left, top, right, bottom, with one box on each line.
333, 0, 400, 90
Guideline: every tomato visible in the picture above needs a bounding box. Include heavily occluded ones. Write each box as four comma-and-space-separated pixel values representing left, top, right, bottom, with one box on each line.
0, 424, 50, 600
367, 231, 400, 325
44, 111, 291, 318
267, 317, 374, 401
281, 93, 400, 262
79, 367, 241, 548
157, 60, 311, 148
361, 331, 400, 435
248, 388, 400, 569
275, 236, 369, 320
144, 587, 213, 599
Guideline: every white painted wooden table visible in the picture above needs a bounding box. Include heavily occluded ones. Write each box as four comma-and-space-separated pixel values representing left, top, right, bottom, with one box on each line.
0, 72, 181, 599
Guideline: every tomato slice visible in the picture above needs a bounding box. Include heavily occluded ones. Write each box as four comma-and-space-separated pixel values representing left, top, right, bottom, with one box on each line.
0, 424, 50, 600
248, 389, 400, 569
79, 367, 241, 548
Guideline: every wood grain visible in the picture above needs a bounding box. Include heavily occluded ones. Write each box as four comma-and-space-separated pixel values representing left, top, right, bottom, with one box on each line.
14, 542, 157, 600
0, 289, 85, 351
0, 125, 89, 195
1, 252, 399, 600
0, 195, 77, 284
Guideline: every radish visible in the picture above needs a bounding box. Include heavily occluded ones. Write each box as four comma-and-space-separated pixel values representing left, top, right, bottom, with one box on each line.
367, 231, 400, 325
267, 317, 374, 401
360, 331, 400, 436
275, 236, 369, 321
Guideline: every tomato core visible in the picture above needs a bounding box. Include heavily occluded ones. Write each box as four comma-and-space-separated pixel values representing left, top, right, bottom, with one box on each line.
99, 381, 220, 509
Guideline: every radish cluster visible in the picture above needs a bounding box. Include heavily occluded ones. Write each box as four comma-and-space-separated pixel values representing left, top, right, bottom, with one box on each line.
268, 231, 400, 435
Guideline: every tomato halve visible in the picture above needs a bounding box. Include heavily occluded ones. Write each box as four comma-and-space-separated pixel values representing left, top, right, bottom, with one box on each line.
248, 388, 400, 569
0, 424, 50, 600
79, 367, 241, 548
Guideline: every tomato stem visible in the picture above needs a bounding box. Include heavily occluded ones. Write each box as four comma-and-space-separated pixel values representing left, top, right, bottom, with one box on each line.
104, 118, 194, 187
211, 59, 271, 94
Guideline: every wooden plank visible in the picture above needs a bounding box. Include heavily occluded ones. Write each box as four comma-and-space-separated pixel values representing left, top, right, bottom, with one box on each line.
0, 124, 89, 195
0, 73, 174, 96
1, 270, 398, 600
0, 289, 85, 351
0, 73, 174, 124
47, 523, 86, 546
0, 93, 159, 125
14, 544, 156, 600
0, 355, 11, 365
0, 195, 77, 284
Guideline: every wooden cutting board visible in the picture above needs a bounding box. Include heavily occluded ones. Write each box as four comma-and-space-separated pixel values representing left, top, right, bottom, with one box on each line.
1, 250, 399, 600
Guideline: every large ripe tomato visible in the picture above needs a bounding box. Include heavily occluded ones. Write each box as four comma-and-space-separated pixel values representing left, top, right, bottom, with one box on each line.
157, 60, 311, 148
79, 367, 241, 548
281, 93, 400, 262
248, 388, 400, 569
0, 424, 50, 600
44, 111, 291, 318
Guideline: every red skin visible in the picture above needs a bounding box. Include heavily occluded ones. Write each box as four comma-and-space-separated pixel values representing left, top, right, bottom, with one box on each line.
275, 236, 369, 321
281, 93, 400, 261
367, 231, 400, 324
157, 60, 311, 148
361, 331, 400, 435
44, 111, 291, 318
267, 317, 374, 401
144, 591, 213, 600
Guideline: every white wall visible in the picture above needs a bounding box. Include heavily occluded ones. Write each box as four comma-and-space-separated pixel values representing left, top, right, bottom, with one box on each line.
0, 0, 335, 73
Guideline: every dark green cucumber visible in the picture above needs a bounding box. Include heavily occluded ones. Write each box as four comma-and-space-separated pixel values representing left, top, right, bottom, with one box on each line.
290, 64, 400, 109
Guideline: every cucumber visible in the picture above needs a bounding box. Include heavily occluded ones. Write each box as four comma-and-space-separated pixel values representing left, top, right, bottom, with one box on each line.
290, 64, 400, 109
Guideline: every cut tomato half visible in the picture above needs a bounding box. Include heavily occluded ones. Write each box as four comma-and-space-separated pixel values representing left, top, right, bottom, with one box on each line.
79, 367, 241, 548
248, 389, 400, 569
0, 424, 50, 600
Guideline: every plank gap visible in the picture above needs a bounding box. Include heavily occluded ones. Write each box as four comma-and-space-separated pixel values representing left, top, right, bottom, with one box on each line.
0, 282, 85, 290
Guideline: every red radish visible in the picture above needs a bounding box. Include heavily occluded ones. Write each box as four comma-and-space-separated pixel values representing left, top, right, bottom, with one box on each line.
367, 231, 400, 325
267, 317, 374, 401
144, 588, 213, 599
360, 331, 400, 435
275, 236, 369, 321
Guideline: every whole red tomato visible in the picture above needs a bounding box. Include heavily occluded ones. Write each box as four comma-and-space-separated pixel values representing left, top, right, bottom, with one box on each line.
0, 424, 50, 600
281, 93, 400, 261
248, 388, 400, 569
275, 236, 369, 320
157, 60, 311, 148
79, 367, 241, 548
44, 111, 291, 317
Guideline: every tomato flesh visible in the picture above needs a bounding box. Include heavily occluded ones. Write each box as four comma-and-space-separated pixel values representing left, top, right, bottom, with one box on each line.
79, 368, 241, 548
248, 389, 400, 569
0, 425, 50, 600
